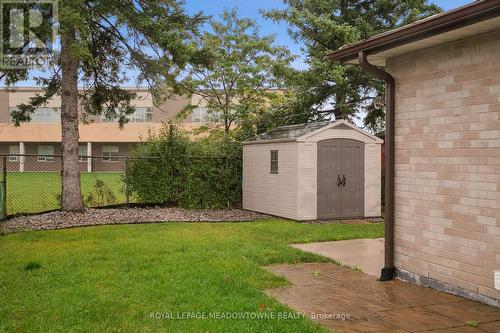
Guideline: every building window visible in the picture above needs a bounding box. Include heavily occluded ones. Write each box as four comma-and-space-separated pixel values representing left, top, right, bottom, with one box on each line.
101, 107, 153, 123
10, 107, 61, 123
128, 107, 153, 122
8, 145, 19, 162
79, 145, 88, 162
191, 107, 220, 123
100, 114, 116, 123
37, 145, 54, 162
102, 146, 119, 162
270, 150, 279, 174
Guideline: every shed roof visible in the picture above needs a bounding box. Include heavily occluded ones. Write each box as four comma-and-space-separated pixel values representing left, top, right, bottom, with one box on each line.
243, 120, 383, 144
244, 122, 332, 143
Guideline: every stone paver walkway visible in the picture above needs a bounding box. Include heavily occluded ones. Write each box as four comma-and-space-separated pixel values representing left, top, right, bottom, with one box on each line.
265, 263, 500, 333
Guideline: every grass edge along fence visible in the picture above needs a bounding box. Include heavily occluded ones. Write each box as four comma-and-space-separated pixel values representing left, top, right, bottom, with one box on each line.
0, 154, 163, 217
0, 146, 243, 217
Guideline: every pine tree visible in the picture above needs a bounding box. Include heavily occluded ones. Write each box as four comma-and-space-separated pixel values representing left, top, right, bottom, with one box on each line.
3, 0, 205, 211
264, 0, 441, 131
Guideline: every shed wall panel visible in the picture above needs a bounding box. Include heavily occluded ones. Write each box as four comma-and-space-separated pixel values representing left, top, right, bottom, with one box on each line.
297, 142, 317, 220
243, 142, 298, 219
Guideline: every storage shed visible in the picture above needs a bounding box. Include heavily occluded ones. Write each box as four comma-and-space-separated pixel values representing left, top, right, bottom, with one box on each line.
242, 120, 383, 220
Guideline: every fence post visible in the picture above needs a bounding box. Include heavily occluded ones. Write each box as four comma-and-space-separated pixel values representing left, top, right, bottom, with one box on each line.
1, 156, 6, 219
125, 157, 130, 205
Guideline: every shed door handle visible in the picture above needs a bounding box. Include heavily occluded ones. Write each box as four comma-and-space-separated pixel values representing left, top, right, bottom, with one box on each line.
342, 175, 346, 187
337, 175, 342, 187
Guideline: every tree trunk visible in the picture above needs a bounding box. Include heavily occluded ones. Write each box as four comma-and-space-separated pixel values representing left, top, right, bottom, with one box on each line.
223, 94, 230, 135
60, 27, 84, 211
224, 116, 230, 134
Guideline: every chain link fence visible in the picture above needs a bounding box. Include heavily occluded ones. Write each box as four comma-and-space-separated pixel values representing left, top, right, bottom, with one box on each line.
0, 157, 6, 219
0, 152, 242, 218
0, 154, 158, 217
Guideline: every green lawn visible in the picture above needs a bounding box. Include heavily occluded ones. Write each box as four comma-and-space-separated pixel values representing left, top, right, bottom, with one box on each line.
4, 172, 126, 215
0, 219, 384, 332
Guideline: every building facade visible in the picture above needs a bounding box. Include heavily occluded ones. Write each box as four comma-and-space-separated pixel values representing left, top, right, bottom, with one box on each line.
327, 1, 500, 306
0, 87, 211, 171
387, 28, 500, 305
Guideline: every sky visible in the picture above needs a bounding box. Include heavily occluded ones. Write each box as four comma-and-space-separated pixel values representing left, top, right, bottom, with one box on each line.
185, 0, 472, 70
12, 0, 473, 86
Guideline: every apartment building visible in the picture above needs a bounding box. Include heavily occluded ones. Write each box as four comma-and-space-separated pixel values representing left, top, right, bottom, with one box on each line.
0, 87, 211, 172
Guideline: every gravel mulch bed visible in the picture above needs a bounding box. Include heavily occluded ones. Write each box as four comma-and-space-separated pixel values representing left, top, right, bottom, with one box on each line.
0, 207, 270, 234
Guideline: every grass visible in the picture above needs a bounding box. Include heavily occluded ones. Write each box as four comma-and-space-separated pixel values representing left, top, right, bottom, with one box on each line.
4, 172, 126, 215
0, 219, 384, 332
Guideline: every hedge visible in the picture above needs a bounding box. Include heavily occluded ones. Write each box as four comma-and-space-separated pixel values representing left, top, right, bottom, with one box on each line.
127, 126, 242, 209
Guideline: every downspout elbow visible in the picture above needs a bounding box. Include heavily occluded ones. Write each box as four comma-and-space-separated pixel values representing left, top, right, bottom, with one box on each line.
358, 51, 396, 281
358, 52, 395, 86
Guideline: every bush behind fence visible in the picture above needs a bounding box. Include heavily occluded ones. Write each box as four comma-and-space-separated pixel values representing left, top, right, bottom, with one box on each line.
126, 125, 243, 210
127, 148, 242, 209
0, 150, 242, 217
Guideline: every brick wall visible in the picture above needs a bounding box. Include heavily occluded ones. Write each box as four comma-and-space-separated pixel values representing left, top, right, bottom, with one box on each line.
386, 30, 500, 301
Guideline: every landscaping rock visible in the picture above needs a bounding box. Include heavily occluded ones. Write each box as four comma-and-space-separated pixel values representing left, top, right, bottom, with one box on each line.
0, 207, 269, 233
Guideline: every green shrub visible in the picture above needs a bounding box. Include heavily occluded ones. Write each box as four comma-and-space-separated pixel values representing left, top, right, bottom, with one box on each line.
127, 125, 242, 209
178, 139, 241, 209
84, 179, 118, 206
127, 125, 190, 204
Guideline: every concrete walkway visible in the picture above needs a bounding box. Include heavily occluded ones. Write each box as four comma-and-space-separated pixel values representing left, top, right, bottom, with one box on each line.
265, 263, 500, 333
291, 238, 384, 277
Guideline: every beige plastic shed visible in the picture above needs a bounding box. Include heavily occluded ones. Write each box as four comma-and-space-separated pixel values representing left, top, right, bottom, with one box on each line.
242, 120, 383, 220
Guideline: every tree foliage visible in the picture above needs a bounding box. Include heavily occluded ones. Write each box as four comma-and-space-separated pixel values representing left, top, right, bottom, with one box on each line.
264, 0, 441, 131
6, 0, 205, 125
180, 8, 295, 134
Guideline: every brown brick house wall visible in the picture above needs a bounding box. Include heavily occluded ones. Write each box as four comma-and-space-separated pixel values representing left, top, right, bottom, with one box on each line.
24, 142, 62, 172
386, 30, 500, 301
91, 142, 134, 172
0, 142, 137, 172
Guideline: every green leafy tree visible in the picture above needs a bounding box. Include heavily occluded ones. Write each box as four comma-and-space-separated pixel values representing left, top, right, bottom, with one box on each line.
264, 0, 441, 131
180, 8, 295, 135
2, 0, 205, 211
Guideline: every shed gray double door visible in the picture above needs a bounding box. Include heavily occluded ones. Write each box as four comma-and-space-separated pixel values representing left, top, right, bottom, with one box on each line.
317, 139, 364, 219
